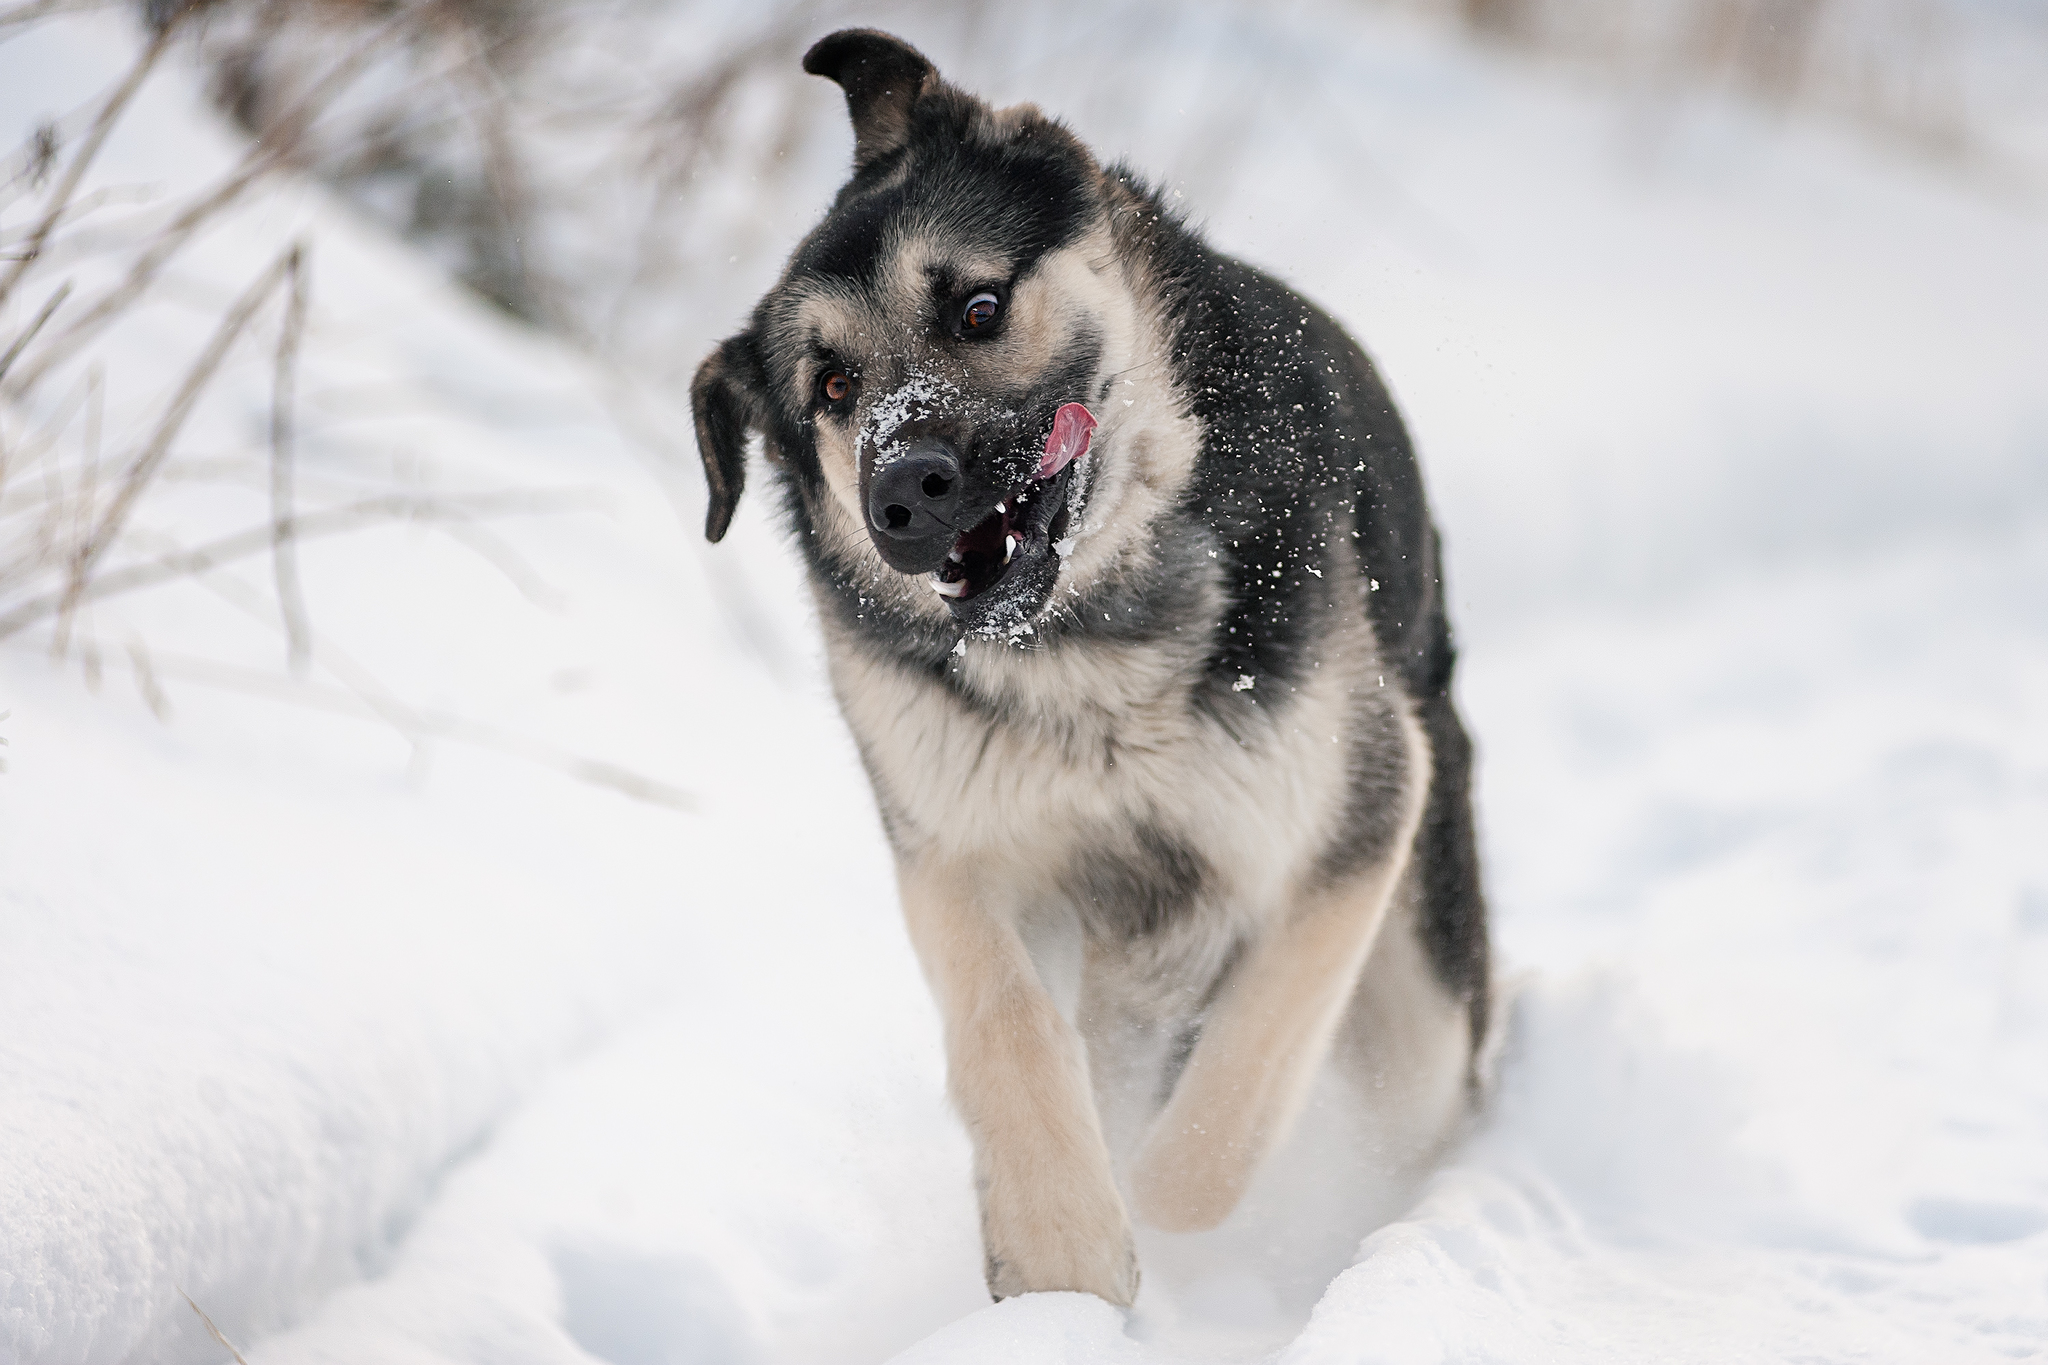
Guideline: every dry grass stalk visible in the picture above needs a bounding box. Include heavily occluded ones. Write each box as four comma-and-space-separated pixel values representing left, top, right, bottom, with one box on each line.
0, 279, 68, 382
1402, 0, 1980, 163
180, 1292, 250, 1365
0, 487, 592, 641
0, 12, 443, 641
0, 4, 698, 813
0, 5, 419, 401
595, 4, 822, 349
50, 242, 297, 647
26, 630, 700, 810
269, 239, 309, 671
0, 19, 175, 312
124, 631, 169, 720
0, 1, 90, 32
189, 0, 830, 354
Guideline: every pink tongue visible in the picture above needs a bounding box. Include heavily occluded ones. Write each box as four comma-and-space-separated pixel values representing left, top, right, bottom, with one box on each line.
1039, 402, 1097, 479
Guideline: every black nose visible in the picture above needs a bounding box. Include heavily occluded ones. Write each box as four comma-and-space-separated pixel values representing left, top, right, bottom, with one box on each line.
868, 438, 963, 541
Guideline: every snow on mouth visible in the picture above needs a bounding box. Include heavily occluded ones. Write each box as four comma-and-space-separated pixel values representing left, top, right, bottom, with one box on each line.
929, 403, 1094, 606
928, 468, 1072, 601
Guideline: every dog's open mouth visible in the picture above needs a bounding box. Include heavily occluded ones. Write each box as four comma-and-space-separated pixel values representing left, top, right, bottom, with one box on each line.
928, 464, 1074, 605
925, 401, 1093, 628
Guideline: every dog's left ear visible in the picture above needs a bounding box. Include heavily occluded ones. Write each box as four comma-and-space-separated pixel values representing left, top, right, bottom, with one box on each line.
690, 333, 766, 543
803, 29, 936, 169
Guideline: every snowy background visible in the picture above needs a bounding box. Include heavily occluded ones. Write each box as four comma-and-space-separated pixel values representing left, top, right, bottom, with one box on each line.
2, 2, 2045, 1362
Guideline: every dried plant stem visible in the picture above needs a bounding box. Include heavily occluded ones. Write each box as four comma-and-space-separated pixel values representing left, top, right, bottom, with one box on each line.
454, 25, 548, 325
270, 241, 310, 672
601, 376, 801, 684
40, 622, 697, 811
432, 514, 564, 608
180, 1292, 249, 1365
0, 488, 589, 640
273, 620, 697, 811
0, 0, 87, 30
124, 632, 169, 720
2, 8, 415, 399
601, 8, 818, 346
0, 280, 70, 385
49, 361, 99, 653
52, 245, 296, 632
0, 24, 175, 312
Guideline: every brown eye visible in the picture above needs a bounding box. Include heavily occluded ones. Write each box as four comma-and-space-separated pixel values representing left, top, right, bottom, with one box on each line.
963, 293, 1000, 330
822, 371, 851, 403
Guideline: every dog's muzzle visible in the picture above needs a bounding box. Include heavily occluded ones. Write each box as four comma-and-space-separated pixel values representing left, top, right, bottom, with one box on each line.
866, 437, 965, 574
859, 403, 1094, 630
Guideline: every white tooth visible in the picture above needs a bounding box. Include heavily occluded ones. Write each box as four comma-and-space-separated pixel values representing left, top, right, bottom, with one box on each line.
929, 576, 966, 598
996, 501, 1006, 514
1004, 534, 1018, 564
947, 548, 964, 563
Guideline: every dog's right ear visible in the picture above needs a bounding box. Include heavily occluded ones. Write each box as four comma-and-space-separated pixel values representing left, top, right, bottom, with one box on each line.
802, 29, 935, 169
690, 333, 766, 543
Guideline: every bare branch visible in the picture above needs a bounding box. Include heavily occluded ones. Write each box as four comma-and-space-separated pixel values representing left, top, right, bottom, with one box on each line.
0, 279, 69, 384
0, 358, 95, 524
431, 514, 564, 609
0, 488, 592, 640
55, 245, 297, 628
49, 360, 99, 654
180, 1292, 249, 1365
0, 23, 175, 312
125, 633, 170, 721
270, 240, 310, 672
39, 632, 697, 812
0, 1, 86, 32
2, 6, 418, 398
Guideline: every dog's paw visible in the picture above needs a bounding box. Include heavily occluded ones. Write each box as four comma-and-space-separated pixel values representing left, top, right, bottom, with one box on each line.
1129, 1119, 1245, 1233
980, 1174, 1139, 1307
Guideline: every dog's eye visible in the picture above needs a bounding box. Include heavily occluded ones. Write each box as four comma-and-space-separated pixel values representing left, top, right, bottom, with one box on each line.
962, 293, 1000, 331
820, 371, 852, 404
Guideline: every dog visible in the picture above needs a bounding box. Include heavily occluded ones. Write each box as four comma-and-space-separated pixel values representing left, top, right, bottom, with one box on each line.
690, 29, 1490, 1307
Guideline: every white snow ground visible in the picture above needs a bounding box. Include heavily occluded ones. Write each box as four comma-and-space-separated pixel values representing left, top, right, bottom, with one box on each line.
3, 5, 2046, 1364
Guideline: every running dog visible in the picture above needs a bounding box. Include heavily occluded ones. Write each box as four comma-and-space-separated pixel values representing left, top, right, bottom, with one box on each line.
691, 29, 1489, 1306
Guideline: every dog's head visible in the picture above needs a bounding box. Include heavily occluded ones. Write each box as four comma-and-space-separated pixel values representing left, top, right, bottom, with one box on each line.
693, 30, 1186, 636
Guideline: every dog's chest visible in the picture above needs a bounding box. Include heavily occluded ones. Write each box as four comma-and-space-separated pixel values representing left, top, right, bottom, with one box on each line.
830, 633, 1359, 921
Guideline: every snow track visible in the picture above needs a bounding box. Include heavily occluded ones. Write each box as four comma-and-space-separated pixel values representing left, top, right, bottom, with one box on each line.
3, 6, 2045, 1364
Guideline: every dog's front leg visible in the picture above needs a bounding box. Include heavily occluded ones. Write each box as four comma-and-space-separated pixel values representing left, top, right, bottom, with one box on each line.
1129, 855, 1412, 1232
1130, 705, 1431, 1235
898, 857, 1139, 1306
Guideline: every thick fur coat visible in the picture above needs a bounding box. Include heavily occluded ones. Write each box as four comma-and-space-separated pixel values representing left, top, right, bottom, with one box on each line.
691, 29, 1490, 1306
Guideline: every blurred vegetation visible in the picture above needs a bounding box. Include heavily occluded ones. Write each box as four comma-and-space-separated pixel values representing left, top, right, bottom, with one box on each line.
1427, 0, 1978, 157
176, 0, 2014, 374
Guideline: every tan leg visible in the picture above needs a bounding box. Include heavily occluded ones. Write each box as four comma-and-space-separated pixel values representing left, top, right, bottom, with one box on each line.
1129, 728, 1430, 1233
898, 857, 1139, 1305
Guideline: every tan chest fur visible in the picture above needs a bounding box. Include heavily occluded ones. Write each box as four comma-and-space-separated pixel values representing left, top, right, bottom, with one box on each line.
822, 552, 1394, 943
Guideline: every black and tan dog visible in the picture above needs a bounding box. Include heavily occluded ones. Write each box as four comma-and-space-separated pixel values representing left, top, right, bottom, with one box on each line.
691, 29, 1489, 1307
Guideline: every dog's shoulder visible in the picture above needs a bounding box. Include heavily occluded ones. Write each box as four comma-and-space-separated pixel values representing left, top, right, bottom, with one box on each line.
1148, 242, 1452, 700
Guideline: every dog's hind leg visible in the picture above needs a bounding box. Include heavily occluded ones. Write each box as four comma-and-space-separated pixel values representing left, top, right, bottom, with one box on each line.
1128, 717, 1431, 1234
896, 856, 1140, 1306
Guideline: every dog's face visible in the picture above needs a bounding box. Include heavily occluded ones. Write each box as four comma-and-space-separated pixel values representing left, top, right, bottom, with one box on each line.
693, 30, 1178, 636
